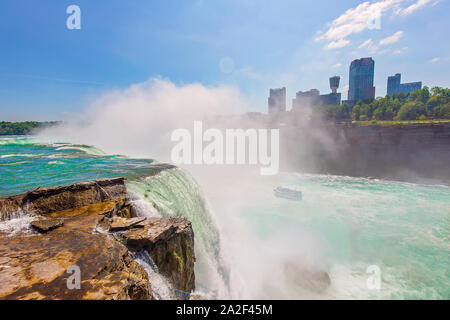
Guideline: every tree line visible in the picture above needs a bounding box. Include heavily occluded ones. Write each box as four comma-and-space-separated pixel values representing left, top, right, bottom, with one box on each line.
0, 121, 60, 135
320, 86, 450, 121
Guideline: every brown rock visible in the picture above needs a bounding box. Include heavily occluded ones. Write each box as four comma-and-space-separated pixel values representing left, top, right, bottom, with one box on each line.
0, 177, 127, 220
0, 228, 151, 300
109, 217, 146, 232
31, 217, 64, 233
0, 178, 196, 301
0, 193, 151, 300
121, 217, 195, 298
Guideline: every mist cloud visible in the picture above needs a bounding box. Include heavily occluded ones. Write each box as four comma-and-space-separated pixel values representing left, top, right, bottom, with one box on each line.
39, 78, 246, 161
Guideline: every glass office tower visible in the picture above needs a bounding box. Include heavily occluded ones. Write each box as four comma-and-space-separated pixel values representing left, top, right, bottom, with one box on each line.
348, 58, 375, 102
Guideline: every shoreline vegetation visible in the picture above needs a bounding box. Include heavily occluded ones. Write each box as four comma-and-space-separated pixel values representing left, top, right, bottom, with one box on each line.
1, 86, 449, 136
0, 121, 60, 136
319, 86, 450, 122
349, 119, 450, 127
2, 119, 449, 137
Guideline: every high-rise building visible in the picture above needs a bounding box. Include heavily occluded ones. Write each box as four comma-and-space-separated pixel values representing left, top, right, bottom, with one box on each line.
324, 76, 342, 105
320, 91, 341, 106
292, 89, 320, 111
330, 76, 340, 94
387, 73, 422, 96
348, 57, 375, 102
292, 85, 341, 110
292, 76, 342, 110
268, 87, 286, 114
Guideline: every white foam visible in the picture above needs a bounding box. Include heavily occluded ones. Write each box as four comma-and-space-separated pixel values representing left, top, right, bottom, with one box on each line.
134, 251, 175, 300
130, 199, 161, 218
0, 154, 37, 158
47, 160, 65, 165
0, 210, 36, 236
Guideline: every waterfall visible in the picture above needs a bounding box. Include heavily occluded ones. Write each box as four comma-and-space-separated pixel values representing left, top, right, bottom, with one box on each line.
133, 250, 175, 300
127, 167, 230, 299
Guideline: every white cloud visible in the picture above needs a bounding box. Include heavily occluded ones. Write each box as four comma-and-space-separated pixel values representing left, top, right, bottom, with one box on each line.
428, 57, 441, 63
379, 31, 404, 45
315, 0, 404, 49
332, 63, 342, 68
358, 39, 374, 49
326, 39, 350, 50
358, 39, 381, 53
315, 0, 439, 50
396, 0, 437, 16
392, 47, 408, 54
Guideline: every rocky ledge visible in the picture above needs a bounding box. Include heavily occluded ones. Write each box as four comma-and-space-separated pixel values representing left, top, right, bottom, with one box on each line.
0, 178, 195, 300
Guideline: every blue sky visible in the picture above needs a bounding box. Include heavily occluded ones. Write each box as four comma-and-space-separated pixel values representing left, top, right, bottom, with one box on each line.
0, 0, 449, 120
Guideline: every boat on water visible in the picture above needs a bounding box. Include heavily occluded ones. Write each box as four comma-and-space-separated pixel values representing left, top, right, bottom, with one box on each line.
274, 186, 302, 201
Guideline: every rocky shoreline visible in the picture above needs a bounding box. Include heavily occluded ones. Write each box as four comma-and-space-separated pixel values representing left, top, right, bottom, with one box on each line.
0, 178, 195, 300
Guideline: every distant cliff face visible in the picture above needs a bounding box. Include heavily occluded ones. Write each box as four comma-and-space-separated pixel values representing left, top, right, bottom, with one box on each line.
282, 122, 450, 184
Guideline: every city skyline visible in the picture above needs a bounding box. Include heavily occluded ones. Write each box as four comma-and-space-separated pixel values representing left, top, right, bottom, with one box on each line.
269, 56, 427, 113
0, 0, 449, 120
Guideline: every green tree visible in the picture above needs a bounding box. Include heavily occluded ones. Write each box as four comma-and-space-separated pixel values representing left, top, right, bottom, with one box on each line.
352, 104, 361, 121
438, 103, 450, 119
373, 106, 385, 120
359, 104, 372, 120
394, 101, 427, 120
410, 87, 430, 104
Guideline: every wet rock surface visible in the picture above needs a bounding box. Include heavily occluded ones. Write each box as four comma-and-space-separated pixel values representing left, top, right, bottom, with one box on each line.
109, 217, 146, 232
0, 178, 127, 221
0, 178, 196, 300
31, 217, 65, 233
120, 218, 196, 296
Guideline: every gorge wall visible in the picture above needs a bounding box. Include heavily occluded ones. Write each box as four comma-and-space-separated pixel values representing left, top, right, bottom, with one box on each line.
282, 122, 450, 184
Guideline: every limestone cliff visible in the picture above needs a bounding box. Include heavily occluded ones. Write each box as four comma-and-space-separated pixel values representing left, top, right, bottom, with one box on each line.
0, 178, 195, 300
282, 122, 450, 184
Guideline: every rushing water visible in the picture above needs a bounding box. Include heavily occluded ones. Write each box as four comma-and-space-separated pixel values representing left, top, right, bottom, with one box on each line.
1, 136, 449, 299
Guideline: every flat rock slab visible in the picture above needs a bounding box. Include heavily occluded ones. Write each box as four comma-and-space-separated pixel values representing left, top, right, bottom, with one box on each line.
122, 217, 192, 245
0, 229, 150, 300
0, 199, 151, 300
31, 217, 65, 233
109, 217, 146, 232
0, 178, 196, 300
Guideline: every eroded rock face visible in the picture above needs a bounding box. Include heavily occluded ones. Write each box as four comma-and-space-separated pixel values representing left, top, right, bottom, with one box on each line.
0, 178, 196, 300
281, 122, 450, 183
0, 178, 127, 221
120, 218, 196, 297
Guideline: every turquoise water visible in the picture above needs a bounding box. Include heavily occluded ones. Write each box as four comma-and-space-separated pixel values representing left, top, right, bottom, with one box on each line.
1, 136, 449, 299
0, 136, 163, 196
0, 136, 227, 298
234, 173, 450, 299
